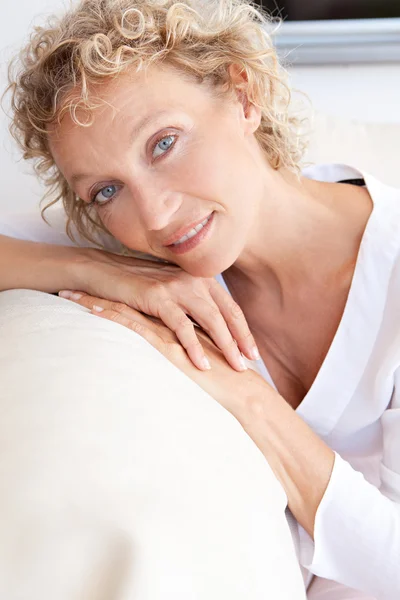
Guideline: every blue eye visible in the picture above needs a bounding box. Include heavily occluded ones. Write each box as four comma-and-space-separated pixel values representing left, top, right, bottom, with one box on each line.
152, 135, 176, 159
92, 184, 119, 205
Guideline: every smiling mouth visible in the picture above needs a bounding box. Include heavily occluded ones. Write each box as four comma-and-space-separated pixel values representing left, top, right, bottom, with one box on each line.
170, 214, 213, 246
165, 211, 215, 256
162, 212, 214, 247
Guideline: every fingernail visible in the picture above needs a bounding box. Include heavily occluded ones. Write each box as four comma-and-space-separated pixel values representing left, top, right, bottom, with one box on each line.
72, 293, 83, 301
202, 357, 211, 370
239, 355, 248, 371
250, 346, 261, 360
93, 305, 104, 313
59, 290, 72, 299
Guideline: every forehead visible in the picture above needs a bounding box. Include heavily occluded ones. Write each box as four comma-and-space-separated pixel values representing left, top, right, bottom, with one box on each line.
48, 65, 213, 148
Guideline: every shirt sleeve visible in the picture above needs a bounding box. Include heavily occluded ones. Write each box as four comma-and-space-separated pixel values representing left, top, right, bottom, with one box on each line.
297, 393, 400, 600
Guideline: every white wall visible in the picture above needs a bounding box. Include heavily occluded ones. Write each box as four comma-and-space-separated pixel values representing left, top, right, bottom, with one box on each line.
1, 0, 399, 214
289, 63, 400, 124
0, 0, 67, 215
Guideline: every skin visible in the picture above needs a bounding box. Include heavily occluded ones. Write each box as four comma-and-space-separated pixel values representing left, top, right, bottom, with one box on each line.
49, 63, 373, 408
48, 63, 375, 538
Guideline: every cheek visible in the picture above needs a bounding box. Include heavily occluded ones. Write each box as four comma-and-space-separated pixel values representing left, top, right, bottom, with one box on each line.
176, 139, 245, 202
97, 203, 149, 251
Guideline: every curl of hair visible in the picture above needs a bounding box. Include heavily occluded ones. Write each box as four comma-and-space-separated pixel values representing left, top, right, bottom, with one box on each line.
7, 0, 307, 247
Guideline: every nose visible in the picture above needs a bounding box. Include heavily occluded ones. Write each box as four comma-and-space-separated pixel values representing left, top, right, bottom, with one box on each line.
132, 179, 182, 232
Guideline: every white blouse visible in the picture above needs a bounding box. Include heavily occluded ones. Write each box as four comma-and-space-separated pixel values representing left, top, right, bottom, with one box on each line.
216, 164, 400, 599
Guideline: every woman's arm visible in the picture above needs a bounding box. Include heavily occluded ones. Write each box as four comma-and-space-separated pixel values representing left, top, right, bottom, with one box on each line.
241, 388, 335, 538
0, 230, 258, 372
0, 234, 90, 293
202, 357, 400, 600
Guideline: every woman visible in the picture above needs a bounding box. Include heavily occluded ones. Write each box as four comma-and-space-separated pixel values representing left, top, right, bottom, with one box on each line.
4, 0, 400, 597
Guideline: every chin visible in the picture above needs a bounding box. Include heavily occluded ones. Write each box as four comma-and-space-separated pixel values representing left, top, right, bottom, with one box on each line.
179, 250, 239, 279
176, 262, 216, 279
166, 219, 244, 278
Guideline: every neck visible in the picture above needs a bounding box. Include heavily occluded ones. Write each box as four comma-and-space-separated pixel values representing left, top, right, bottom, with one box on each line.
223, 168, 372, 308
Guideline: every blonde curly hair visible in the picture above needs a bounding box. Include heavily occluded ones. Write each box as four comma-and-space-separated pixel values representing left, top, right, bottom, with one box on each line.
7, 0, 306, 246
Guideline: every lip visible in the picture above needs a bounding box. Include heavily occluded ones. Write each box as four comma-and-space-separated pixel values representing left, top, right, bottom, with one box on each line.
162, 212, 214, 247
167, 211, 215, 255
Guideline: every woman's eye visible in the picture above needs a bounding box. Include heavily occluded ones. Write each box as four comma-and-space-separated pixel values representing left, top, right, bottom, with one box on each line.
92, 184, 119, 205
152, 135, 176, 159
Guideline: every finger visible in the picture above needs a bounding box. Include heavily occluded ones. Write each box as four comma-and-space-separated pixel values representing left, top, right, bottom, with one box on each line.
208, 282, 260, 361
164, 297, 247, 372
60, 291, 211, 371
157, 302, 213, 371
59, 290, 87, 303
59, 291, 145, 321
59, 292, 205, 372
91, 307, 166, 353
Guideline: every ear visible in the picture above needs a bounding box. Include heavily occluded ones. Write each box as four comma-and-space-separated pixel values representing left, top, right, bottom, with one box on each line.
228, 64, 262, 134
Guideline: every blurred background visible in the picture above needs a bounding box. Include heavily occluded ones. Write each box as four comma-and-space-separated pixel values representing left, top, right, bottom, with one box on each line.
1, 0, 400, 213
259, 0, 399, 20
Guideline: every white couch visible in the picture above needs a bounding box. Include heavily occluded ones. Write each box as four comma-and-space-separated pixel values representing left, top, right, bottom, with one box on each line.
0, 287, 308, 600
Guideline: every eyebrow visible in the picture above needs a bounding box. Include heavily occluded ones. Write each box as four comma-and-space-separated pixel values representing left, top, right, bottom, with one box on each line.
70, 110, 173, 186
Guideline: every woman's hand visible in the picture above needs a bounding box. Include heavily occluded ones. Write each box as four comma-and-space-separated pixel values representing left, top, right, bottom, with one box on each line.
61, 249, 260, 373
64, 291, 272, 421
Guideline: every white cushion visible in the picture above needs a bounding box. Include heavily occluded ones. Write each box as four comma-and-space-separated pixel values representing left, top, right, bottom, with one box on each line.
0, 290, 306, 600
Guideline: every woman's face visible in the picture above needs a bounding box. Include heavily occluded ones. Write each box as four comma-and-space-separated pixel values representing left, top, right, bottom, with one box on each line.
49, 64, 267, 277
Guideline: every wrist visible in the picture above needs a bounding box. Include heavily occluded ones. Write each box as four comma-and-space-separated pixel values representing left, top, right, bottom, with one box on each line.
59, 246, 103, 293
0, 235, 99, 294
36, 243, 96, 293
